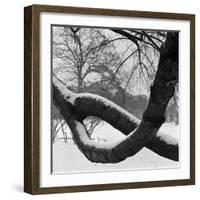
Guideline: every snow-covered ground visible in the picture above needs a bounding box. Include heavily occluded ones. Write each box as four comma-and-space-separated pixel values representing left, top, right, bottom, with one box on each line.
52, 122, 179, 174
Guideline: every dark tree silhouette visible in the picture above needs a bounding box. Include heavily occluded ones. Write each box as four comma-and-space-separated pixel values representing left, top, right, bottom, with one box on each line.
53, 32, 178, 163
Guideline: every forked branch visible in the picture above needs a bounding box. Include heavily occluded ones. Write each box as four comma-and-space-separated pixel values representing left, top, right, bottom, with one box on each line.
53, 32, 179, 163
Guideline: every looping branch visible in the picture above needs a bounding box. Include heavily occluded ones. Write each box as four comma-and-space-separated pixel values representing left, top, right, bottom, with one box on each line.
53, 32, 179, 163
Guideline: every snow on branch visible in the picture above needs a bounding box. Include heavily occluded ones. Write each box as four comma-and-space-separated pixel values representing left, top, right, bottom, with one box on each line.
53, 32, 179, 163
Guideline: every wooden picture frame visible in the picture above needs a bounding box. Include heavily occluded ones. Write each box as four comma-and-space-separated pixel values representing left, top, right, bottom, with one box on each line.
24, 4, 195, 194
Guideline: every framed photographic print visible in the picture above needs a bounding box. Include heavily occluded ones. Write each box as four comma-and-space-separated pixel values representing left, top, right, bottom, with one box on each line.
24, 4, 195, 194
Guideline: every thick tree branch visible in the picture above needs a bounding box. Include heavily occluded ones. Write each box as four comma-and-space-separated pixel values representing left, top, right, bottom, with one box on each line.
53, 32, 179, 163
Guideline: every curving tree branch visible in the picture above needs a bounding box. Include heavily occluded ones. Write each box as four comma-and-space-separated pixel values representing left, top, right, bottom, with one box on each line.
53, 32, 179, 163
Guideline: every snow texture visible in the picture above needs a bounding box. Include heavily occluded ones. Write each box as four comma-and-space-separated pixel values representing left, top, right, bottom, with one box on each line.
157, 126, 178, 145
54, 76, 140, 126
52, 122, 179, 173
74, 121, 121, 149
53, 76, 77, 105
76, 92, 140, 123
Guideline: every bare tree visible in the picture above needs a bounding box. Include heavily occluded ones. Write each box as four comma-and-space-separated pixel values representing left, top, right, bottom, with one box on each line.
52, 27, 125, 140
53, 27, 121, 92
53, 31, 179, 163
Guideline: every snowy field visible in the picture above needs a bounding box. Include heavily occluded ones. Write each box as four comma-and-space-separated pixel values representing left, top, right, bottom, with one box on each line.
52, 122, 179, 174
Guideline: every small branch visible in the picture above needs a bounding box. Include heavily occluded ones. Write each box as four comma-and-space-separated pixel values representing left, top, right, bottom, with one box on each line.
141, 31, 160, 51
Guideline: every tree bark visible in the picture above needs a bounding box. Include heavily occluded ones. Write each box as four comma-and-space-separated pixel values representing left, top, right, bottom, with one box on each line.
53, 32, 178, 163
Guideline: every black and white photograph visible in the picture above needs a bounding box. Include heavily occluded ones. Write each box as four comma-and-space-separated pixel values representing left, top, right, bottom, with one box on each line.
51, 25, 179, 174
23, 4, 195, 194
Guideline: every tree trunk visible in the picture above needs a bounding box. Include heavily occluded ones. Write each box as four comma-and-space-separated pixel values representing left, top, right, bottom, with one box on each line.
53, 32, 178, 163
